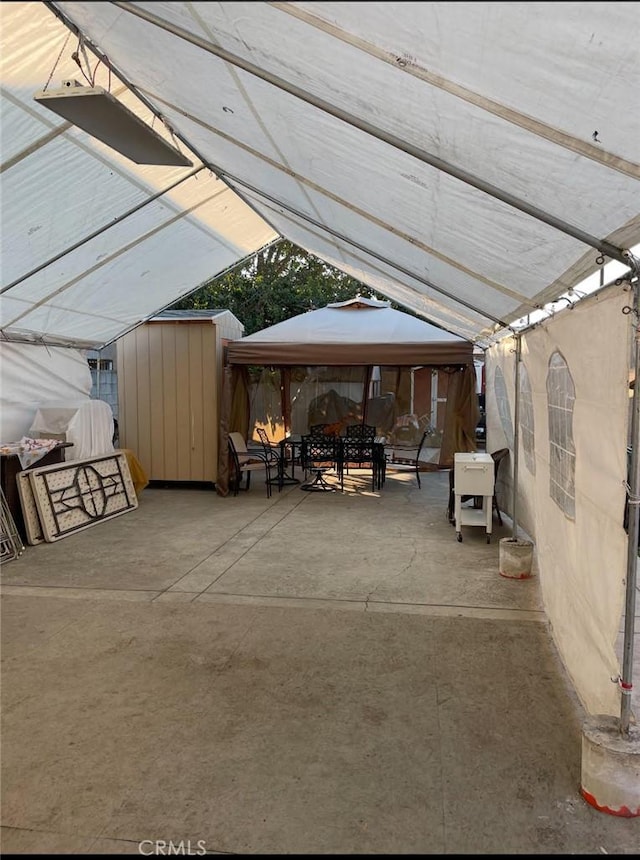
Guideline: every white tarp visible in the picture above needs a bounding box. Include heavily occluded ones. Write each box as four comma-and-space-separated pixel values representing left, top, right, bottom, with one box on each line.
29, 399, 115, 460
1, 1, 639, 723
0, 342, 93, 441
1, 2, 277, 349
485, 284, 632, 715
2, 2, 639, 348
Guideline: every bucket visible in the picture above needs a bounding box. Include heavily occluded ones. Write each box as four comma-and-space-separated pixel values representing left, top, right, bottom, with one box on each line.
499, 537, 534, 579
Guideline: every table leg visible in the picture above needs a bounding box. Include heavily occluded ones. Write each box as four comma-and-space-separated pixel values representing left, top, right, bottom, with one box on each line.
277, 440, 300, 486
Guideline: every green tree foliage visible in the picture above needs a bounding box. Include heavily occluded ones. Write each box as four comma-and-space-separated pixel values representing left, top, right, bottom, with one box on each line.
171, 239, 392, 335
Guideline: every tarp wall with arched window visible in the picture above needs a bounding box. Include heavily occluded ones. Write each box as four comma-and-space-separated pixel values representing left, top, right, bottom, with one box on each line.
485, 282, 633, 716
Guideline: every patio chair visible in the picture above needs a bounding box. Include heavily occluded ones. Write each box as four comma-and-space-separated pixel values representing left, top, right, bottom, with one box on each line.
228, 431, 273, 498
344, 423, 376, 441
490, 448, 509, 525
255, 427, 284, 491
385, 430, 429, 488
300, 433, 339, 492
340, 424, 379, 491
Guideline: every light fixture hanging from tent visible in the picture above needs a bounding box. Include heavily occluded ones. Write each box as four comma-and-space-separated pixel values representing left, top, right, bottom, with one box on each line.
33, 80, 193, 167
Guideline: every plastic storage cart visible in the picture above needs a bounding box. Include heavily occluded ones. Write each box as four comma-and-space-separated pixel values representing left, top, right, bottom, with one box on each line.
453, 452, 495, 543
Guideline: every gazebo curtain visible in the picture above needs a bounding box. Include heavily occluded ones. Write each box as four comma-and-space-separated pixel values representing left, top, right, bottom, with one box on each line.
216, 360, 478, 496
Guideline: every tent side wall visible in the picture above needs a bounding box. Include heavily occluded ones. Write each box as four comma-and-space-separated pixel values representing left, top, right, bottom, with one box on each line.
485, 283, 632, 716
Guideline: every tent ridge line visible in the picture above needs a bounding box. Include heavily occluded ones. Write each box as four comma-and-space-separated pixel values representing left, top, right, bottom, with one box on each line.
137, 85, 534, 309
108, 0, 629, 265
268, 1, 639, 181
230, 176, 507, 330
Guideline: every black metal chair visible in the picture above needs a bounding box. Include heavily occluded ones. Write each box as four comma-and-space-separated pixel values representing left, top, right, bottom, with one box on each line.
340, 424, 378, 491
255, 427, 284, 491
344, 423, 376, 441
490, 448, 510, 525
300, 433, 339, 492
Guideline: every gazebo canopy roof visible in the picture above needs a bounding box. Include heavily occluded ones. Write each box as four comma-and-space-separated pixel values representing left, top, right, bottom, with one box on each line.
226, 297, 473, 365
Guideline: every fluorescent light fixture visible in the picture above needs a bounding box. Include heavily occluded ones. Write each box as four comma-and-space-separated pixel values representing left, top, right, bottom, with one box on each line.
33, 82, 193, 166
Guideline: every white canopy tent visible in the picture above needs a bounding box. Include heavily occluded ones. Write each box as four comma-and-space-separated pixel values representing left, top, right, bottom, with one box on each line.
1, 2, 640, 758
1, 1, 638, 350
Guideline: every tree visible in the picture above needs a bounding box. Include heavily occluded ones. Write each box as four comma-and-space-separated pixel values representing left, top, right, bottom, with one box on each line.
170, 240, 393, 335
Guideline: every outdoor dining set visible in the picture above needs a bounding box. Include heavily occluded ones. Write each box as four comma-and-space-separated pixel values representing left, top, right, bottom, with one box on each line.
228, 424, 429, 497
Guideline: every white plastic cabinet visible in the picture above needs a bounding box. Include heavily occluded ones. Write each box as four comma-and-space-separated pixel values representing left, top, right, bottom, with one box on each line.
453, 452, 495, 543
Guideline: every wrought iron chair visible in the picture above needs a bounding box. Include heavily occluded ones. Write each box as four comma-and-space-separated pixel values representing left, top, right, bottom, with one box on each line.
340, 424, 378, 491
344, 423, 376, 441
228, 431, 273, 498
255, 427, 284, 491
300, 433, 339, 492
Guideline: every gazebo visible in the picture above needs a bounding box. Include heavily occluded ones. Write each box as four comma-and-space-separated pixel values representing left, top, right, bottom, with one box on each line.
218, 297, 479, 495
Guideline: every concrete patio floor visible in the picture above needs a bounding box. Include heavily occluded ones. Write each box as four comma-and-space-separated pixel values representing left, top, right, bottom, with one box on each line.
1, 468, 638, 854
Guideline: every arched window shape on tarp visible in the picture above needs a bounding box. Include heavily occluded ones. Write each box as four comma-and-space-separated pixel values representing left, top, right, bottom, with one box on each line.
546, 350, 576, 519
519, 362, 536, 476
494, 366, 514, 448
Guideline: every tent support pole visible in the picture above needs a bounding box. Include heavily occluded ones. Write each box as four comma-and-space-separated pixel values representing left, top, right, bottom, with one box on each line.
620, 258, 640, 736
511, 333, 522, 539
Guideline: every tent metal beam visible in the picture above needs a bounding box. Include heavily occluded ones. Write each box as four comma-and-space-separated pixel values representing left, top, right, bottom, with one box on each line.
512, 333, 522, 539
500, 269, 637, 339
243, 203, 493, 338
3, 184, 232, 331
221, 171, 509, 329
620, 255, 640, 736
94, 237, 284, 350
109, 0, 630, 266
1, 166, 204, 294
42, 2, 287, 251
137, 86, 537, 311
270, 1, 639, 181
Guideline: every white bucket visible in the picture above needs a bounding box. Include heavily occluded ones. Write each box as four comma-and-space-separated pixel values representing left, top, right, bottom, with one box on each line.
499, 537, 534, 579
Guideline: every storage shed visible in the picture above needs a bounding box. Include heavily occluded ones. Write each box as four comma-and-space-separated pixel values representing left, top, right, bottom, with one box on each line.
117, 309, 243, 484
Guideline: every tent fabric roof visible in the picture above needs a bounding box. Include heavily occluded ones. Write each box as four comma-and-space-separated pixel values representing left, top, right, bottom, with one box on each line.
226, 297, 473, 365
2, 2, 639, 349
